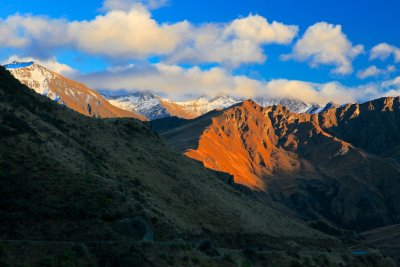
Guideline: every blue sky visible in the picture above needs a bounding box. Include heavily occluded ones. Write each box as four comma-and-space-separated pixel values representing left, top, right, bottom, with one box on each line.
1, 0, 400, 103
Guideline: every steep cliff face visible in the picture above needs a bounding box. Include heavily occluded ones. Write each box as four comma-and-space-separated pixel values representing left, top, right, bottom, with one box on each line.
5, 61, 146, 120
153, 99, 400, 231
319, 97, 400, 157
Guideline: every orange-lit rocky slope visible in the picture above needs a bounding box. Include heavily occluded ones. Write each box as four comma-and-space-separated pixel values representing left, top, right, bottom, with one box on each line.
153, 98, 400, 231
7, 62, 146, 120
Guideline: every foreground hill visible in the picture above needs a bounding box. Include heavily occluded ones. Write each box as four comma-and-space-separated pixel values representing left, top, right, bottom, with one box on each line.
152, 100, 400, 235
5, 61, 145, 120
0, 67, 387, 266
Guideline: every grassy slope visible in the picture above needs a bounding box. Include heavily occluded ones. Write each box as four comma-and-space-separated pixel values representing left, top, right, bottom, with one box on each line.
0, 67, 394, 266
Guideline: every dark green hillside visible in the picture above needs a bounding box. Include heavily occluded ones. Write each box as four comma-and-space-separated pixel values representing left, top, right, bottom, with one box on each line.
0, 67, 393, 266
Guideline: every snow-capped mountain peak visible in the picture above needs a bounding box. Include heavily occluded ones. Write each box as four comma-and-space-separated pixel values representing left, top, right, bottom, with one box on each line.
253, 96, 313, 113
4, 61, 144, 119
105, 91, 337, 120
106, 91, 170, 120
306, 101, 338, 114
5, 61, 61, 101
100, 86, 343, 120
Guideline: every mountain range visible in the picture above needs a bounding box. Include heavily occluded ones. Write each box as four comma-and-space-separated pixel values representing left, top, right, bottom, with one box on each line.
5, 61, 339, 122
1, 65, 388, 266
1, 62, 399, 266
105, 91, 336, 120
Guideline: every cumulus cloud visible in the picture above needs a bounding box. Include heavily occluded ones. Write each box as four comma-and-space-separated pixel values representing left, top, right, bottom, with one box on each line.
0, 9, 187, 59
78, 63, 263, 99
101, 0, 168, 11
0, 16, 28, 47
225, 15, 298, 45
264, 80, 380, 105
381, 76, 400, 97
0, 6, 297, 66
370, 43, 400, 62
168, 15, 298, 66
357, 65, 396, 79
68, 9, 189, 59
282, 22, 364, 74
2, 55, 76, 75
76, 62, 398, 105
0, 14, 69, 58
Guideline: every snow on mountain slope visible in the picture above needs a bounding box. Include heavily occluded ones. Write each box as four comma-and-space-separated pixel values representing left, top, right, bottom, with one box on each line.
172, 95, 240, 117
306, 101, 339, 114
253, 96, 312, 113
104, 94, 240, 120
4, 61, 145, 120
105, 91, 337, 120
5, 61, 62, 102
107, 91, 170, 120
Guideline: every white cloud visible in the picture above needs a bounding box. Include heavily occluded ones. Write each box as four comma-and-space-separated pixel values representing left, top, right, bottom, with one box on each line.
101, 0, 168, 11
168, 15, 298, 66
0, 16, 28, 47
0, 9, 187, 59
68, 9, 189, 59
224, 15, 298, 45
370, 43, 400, 62
2, 55, 76, 75
263, 80, 379, 105
76, 62, 399, 105
282, 22, 364, 74
78, 63, 263, 99
0, 14, 69, 58
357, 65, 396, 79
381, 76, 400, 97
166, 23, 268, 66
0, 7, 297, 67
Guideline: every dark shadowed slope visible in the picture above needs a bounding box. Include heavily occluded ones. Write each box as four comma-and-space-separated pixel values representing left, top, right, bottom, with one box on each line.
359, 224, 400, 265
1, 67, 384, 266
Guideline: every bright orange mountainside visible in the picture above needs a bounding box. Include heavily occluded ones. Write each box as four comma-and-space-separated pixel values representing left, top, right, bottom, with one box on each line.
8, 63, 146, 120
152, 98, 400, 231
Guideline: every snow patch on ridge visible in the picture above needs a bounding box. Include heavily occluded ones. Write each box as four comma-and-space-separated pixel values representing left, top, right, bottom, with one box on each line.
7, 62, 55, 96
104, 91, 336, 120
107, 91, 170, 120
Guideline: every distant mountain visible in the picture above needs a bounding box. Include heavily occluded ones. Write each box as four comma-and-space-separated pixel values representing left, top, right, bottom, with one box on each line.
4, 61, 146, 120
106, 91, 170, 120
152, 98, 400, 235
306, 101, 339, 114
167, 95, 240, 118
105, 91, 330, 120
254, 96, 312, 113
105, 93, 239, 120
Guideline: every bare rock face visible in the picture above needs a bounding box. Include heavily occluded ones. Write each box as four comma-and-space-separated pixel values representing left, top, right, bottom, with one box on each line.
5, 61, 146, 120
153, 98, 400, 232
